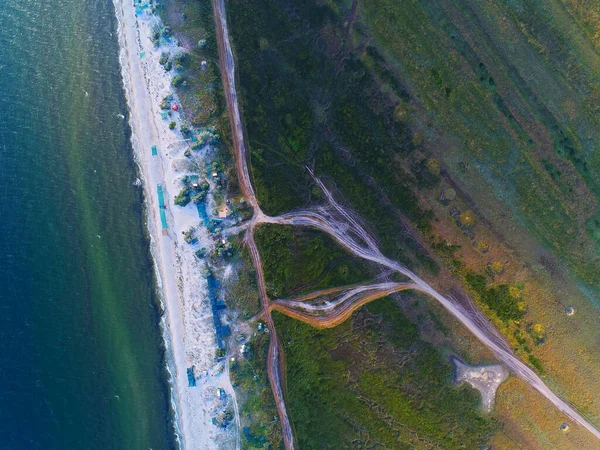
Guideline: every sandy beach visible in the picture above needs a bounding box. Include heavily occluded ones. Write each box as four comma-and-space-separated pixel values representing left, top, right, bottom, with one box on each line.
112, 1, 238, 448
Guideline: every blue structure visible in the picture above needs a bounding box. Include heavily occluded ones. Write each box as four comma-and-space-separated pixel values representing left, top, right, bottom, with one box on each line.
196, 201, 221, 233
194, 177, 230, 348
187, 367, 196, 387
207, 273, 230, 348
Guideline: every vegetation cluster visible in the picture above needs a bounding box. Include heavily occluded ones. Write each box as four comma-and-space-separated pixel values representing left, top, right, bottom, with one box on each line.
274, 299, 499, 448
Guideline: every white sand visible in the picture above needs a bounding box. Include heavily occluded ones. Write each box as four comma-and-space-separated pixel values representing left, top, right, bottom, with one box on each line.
112, 2, 239, 448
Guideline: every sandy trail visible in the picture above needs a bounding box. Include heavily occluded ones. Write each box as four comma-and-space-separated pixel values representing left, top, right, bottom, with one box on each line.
271, 282, 417, 328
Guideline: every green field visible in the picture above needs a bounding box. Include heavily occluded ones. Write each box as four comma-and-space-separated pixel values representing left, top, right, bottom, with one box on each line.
156, 0, 600, 446
223, 0, 600, 446
274, 299, 498, 449
254, 224, 374, 298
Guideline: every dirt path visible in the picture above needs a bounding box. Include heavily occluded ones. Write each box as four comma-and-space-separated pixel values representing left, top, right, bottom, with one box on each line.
223, 351, 241, 450
271, 282, 417, 328
211, 1, 295, 448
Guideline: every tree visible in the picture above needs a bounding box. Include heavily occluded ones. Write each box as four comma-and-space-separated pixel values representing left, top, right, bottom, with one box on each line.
174, 52, 187, 64
172, 75, 184, 87
459, 210, 475, 228
174, 187, 191, 206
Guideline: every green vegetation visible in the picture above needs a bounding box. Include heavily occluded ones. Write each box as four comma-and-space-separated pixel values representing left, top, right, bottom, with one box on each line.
275, 298, 498, 449
228, 0, 600, 286
465, 272, 525, 323
168, 121, 176, 130
174, 186, 191, 207
171, 75, 185, 87
228, 0, 437, 271
224, 242, 260, 317
357, 0, 600, 284
229, 330, 282, 448
162, 0, 600, 444
254, 223, 372, 298
161, 0, 225, 127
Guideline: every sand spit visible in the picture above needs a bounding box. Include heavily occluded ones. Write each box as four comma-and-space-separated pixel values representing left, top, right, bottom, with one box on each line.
112, 1, 238, 448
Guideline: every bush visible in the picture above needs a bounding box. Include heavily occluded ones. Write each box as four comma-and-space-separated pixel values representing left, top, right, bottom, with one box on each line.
174, 187, 191, 207
172, 75, 184, 87
174, 52, 187, 64
465, 272, 525, 322
192, 190, 208, 203
459, 210, 476, 227
169, 121, 176, 130
160, 96, 171, 110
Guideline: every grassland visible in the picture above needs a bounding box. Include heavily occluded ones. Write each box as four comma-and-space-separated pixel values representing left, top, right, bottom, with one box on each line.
254, 224, 374, 299
156, 0, 600, 445
221, 0, 600, 446
274, 299, 498, 449
357, 0, 600, 282
229, 330, 282, 449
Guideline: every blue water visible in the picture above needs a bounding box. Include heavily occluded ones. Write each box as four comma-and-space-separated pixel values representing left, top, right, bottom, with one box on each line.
0, 0, 176, 448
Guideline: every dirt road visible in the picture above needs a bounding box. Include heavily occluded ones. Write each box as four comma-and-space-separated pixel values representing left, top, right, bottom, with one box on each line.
271, 282, 417, 328
212, 2, 295, 447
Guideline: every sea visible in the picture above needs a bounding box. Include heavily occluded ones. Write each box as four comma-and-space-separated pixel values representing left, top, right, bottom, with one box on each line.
0, 0, 176, 448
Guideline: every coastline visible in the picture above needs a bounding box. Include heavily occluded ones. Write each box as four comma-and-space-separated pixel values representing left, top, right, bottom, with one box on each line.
112, 1, 238, 448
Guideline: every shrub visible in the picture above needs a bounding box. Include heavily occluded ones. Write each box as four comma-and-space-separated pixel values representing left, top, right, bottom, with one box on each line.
169, 122, 176, 130
476, 240, 489, 252
192, 190, 208, 203
172, 75, 184, 87
174, 52, 187, 64
160, 97, 171, 110
426, 158, 441, 176
459, 210, 475, 227
465, 272, 525, 322
490, 261, 504, 274
174, 187, 191, 207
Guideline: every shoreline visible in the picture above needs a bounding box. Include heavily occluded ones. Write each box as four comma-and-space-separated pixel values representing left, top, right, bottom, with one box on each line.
112, 1, 238, 448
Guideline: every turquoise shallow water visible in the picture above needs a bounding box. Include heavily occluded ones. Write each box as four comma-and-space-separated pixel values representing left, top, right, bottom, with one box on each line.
0, 0, 176, 448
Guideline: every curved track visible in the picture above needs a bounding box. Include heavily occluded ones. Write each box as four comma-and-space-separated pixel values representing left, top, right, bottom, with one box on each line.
271, 282, 417, 328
